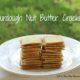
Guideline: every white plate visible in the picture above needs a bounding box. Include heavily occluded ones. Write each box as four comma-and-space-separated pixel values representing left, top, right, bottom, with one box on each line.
0, 34, 80, 76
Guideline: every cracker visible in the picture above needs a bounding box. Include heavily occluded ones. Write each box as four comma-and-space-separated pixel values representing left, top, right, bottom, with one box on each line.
20, 36, 42, 46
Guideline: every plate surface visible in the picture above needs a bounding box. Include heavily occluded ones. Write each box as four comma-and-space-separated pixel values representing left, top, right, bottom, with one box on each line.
0, 34, 80, 76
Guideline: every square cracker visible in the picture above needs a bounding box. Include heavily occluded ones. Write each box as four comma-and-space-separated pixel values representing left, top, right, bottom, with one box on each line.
20, 36, 42, 46
44, 35, 64, 44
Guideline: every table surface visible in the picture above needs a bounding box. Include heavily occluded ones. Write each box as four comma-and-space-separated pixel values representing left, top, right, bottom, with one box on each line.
0, 66, 80, 80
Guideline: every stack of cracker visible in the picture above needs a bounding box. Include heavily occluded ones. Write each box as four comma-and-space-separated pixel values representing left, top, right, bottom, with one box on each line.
20, 36, 42, 69
20, 35, 64, 69
41, 35, 64, 68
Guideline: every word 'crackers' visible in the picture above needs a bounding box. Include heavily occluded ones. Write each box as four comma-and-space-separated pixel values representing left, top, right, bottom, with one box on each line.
20, 35, 65, 69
